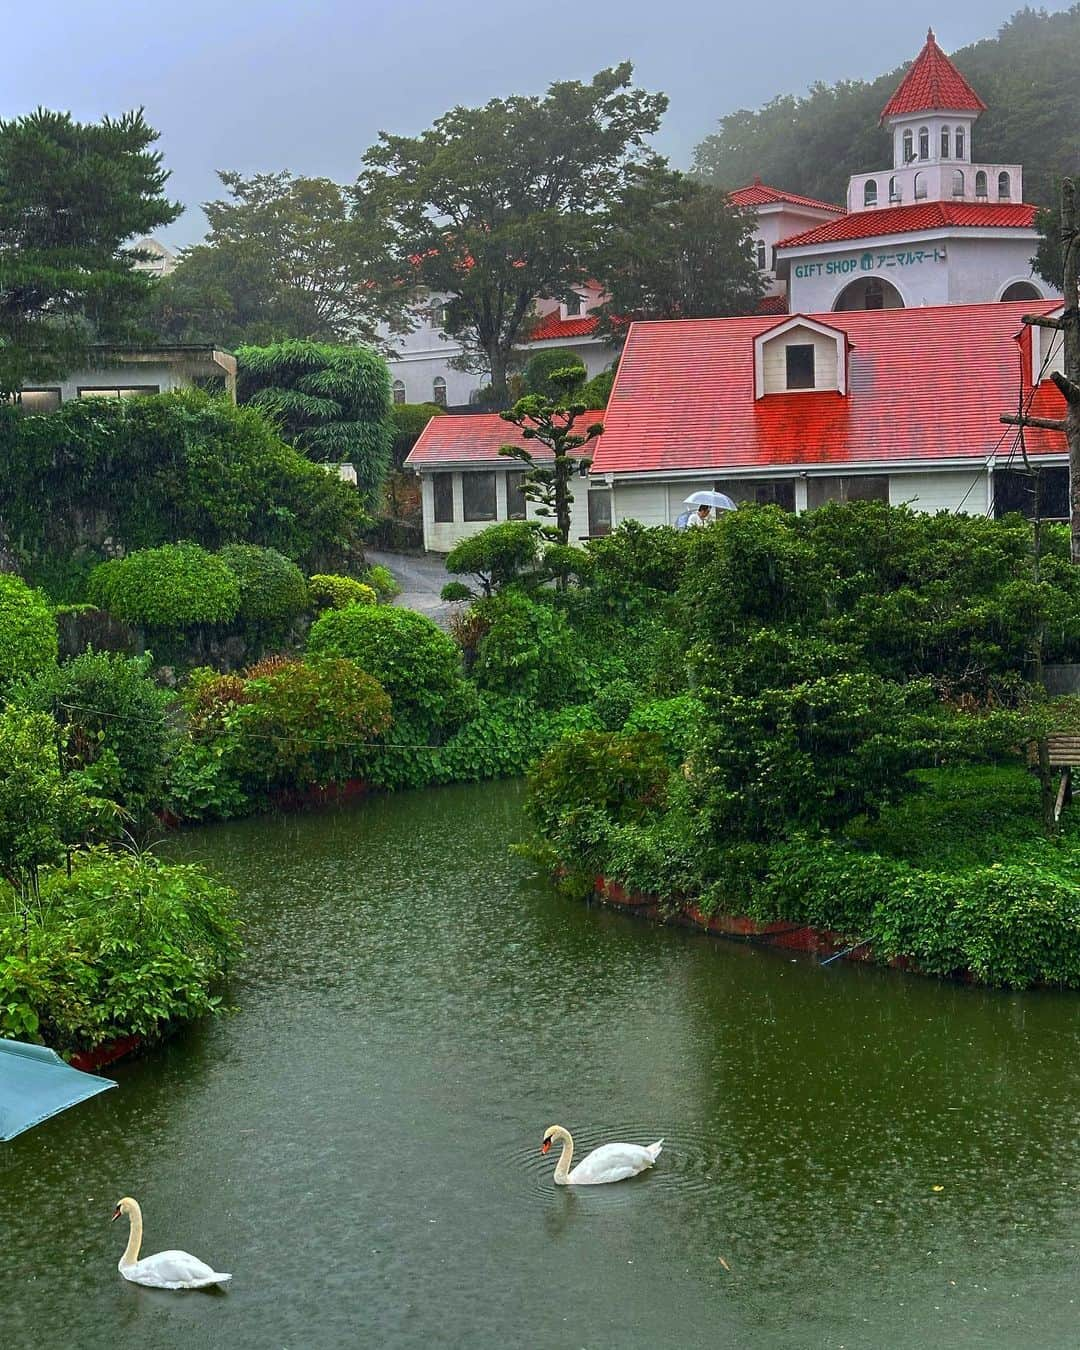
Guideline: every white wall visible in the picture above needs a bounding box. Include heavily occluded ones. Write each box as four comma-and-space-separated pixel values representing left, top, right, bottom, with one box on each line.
419, 468, 591, 552
889, 468, 989, 514
23, 362, 204, 404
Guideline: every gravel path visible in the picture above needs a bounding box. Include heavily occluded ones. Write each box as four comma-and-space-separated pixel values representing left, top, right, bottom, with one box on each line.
366, 548, 460, 628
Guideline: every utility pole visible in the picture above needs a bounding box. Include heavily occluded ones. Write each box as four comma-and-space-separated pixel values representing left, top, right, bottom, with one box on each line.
1001, 177, 1080, 561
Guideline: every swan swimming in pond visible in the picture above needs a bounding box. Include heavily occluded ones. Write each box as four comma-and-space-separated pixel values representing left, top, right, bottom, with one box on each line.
112, 1197, 232, 1290
541, 1125, 663, 1185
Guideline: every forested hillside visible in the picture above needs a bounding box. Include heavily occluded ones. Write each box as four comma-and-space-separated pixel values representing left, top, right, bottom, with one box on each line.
693, 7, 1080, 207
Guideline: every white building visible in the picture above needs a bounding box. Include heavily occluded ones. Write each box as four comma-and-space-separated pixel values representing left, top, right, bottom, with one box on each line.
774, 29, 1058, 313
17, 345, 237, 413
130, 237, 178, 278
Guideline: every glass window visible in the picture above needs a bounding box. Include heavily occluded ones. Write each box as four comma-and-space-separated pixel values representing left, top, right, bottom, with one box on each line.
714, 479, 795, 511
913, 171, 927, 200
864, 279, 885, 310
392, 379, 406, 405
432, 376, 447, 407
918, 127, 929, 160
994, 466, 1068, 520
756, 240, 767, 270
1001, 281, 1041, 303
506, 470, 528, 520
587, 489, 612, 537
975, 170, 988, 197
955, 127, 965, 159
785, 344, 815, 390
888, 176, 900, 202
998, 171, 1011, 201
462, 471, 497, 522
78, 385, 160, 398
902, 130, 914, 163
433, 473, 454, 523
863, 179, 877, 207
565, 293, 582, 317
17, 388, 61, 413
806, 475, 889, 509
941, 127, 950, 158
952, 170, 965, 197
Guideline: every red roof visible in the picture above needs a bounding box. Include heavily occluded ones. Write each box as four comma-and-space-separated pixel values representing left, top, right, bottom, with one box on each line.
591, 301, 1065, 476
880, 29, 988, 121
777, 201, 1037, 250
528, 313, 601, 341
756, 294, 789, 315
730, 181, 843, 213
406, 410, 607, 468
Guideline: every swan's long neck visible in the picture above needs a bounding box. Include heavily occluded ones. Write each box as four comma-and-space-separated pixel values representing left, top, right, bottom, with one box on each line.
553, 1128, 574, 1184
121, 1203, 143, 1267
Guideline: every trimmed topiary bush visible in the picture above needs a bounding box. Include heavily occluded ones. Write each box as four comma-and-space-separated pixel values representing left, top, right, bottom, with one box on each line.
308, 574, 378, 612
218, 545, 309, 626
0, 573, 57, 690
88, 544, 241, 629
522, 347, 586, 399
307, 603, 465, 736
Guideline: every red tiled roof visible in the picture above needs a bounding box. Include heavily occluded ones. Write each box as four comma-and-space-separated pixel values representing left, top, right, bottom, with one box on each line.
730, 181, 843, 213
777, 201, 1037, 250
880, 29, 988, 121
756, 294, 789, 315
405, 410, 607, 468
528, 313, 601, 341
591, 301, 1065, 476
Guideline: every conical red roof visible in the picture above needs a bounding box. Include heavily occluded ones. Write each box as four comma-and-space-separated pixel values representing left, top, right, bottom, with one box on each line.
880, 29, 987, 122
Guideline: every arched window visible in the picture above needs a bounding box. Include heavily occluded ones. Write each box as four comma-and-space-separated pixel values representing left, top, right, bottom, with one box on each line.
913, 171, 927, 200
941, 127, 951, 159
755, 240, 767, 270
864, 280, 885, 311
863, 179, 878, 207
432, 376, 447, 407
888, 176, 900, 203
392, 379, 406, 405
902, 130, 914, 163
918, 127, 929, 160
955, 127, 965, 160
1001, 281, 1042, 303
998, 171, 1011, 200
952, 170, 965, 198
975, 170, 988, 198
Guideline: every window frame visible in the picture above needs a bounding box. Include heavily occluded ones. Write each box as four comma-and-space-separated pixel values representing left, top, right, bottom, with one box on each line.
975, 170, 988, 198
461, 470, 497, 522
432, 376, 448, 408
505, 470, 528, 521
940, 127, 950, 159
432, 473, 454, 524
564, 293, 583, 317
863, 179, 877, 208
392, 379, 406, 406
785, 343, 816, 391
587, 488, 613, 537
998, 171, 1011, 201
902, 130, 914, 163
714, 478, 796, 511
951, 169, 965, 198
77, 385, 160, 399
806, 474, 890, 510
16, 387, 62, 413
918, 126, 930, 160
955, 127, 965, 160
755, 240, 767, 270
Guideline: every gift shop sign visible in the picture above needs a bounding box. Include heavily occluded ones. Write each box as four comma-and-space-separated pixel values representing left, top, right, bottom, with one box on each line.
793, 247, 947, 279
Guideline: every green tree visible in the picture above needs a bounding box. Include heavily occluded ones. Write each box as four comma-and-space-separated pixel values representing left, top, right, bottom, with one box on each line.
443, 521, 541, 597
147, 171, 402, 345
390, 402, 444, 470
236, 340, 393, 504
521, 348, 586, 399
499, 367, 604, 547
0, 108, 180, 394
594, 161, 765, 324
360, 64, 667, 404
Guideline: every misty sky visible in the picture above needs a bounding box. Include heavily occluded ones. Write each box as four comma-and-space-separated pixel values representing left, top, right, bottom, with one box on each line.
8, 0, 1064, 247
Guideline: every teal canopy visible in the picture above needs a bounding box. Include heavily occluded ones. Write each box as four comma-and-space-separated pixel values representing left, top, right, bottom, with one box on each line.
0, 1040, 116, 1141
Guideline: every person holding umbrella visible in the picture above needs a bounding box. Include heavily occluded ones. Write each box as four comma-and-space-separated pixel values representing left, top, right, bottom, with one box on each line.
677, 490, 736, 529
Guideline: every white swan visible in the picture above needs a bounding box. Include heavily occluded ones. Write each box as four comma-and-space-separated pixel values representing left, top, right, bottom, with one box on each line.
112, 1197, 232, 1290
541, 1125, 663, 1185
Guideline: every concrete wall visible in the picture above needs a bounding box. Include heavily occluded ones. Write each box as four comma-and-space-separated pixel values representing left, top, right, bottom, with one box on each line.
24, 362, 207, 405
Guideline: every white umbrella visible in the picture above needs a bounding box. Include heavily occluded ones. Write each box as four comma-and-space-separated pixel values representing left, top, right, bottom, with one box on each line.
683, 490, 736, 510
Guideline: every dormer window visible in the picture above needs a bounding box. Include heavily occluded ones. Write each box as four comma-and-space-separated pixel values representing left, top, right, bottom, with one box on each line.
918, 127, 929, 160
756, 240, 767, 270
998, 171, 1011, 201
941, 127, 950, 158
785, 345, 815, 390
565, 293, 582, 317
955, 128, 965, 159
903, 130, 914, 163
863, 179, 878, 208
975, 170, 988, 198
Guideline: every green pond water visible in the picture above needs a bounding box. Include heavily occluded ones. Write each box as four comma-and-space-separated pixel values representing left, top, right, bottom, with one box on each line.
3, 780, 1080, 1349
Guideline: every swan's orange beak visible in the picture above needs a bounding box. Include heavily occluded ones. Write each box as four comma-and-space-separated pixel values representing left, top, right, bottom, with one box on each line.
541, 1139, 551, 1155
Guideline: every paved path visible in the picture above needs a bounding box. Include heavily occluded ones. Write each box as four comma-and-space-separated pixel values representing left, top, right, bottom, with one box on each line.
366, 549, 459, 628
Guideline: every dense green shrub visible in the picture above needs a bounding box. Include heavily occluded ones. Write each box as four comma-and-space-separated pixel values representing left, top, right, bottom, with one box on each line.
522, 347, 586, 399
88, 544, 241, 629
0, 391, 368, 591
624, 694, 707, 764
15, 651, 172, 820
472, 592, 586, 707
390, 402, 444, 469
433, 695, 600, 785
579, 367, 616, 409
218, 544, 309, 627
0, 848, 239, 1050
363, 563, 400, 602
307, 603, 466, 738
527, 730, 670, 841
308, 574, 377, 612
0, 573, 57, 689
444, 522, 541, 597
583, 521, 692, 619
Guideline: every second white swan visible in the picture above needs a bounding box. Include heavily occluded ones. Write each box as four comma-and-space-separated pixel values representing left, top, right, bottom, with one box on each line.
112, 1197, 232, 1290
541, 1125, 663, 1185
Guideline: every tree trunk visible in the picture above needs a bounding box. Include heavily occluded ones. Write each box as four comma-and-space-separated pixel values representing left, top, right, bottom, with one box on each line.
486, 345, 511, 408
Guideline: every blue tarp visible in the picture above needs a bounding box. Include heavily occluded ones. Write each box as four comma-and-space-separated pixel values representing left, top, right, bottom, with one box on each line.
0, 1039, 116, 1141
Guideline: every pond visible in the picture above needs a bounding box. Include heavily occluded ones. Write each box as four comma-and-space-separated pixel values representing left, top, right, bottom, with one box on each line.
3, 780, 1080, 1349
